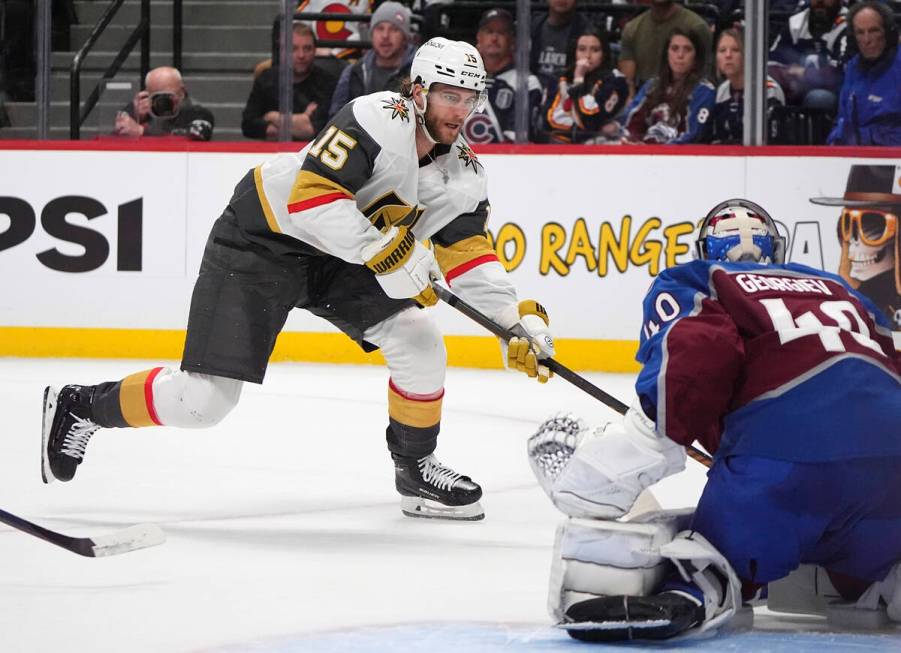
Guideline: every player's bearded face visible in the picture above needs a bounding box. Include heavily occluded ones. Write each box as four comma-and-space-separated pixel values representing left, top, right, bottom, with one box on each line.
423, 85, 480, 144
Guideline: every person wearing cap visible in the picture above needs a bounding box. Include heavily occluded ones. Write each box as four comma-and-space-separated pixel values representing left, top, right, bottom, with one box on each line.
466, 8, 543, 143
811, 164, 901, 330
328, 1, 417, 118
826, 1, 901, 146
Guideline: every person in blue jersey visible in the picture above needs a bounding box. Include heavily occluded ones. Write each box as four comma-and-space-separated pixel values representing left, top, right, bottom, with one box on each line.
827, 1, 901, 146
527, 199, 901, 640
618, 28, 716, 144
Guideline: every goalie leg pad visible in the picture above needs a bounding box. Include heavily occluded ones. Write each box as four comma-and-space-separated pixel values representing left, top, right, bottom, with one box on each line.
548, 509, 694, 623
658, 530, 746, 635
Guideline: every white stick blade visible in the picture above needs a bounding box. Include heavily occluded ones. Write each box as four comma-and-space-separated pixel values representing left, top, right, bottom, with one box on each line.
90, 524, 166, 557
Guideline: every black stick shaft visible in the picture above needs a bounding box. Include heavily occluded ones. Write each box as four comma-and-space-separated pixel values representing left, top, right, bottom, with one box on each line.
0, 508, 80, 553
433, 284, 713, 468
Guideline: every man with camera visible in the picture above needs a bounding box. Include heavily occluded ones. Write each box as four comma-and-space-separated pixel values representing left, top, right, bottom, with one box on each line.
114, 66, 215, 141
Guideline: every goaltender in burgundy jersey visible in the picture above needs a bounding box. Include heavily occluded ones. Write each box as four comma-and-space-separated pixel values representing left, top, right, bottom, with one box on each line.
246, 90, 512, 315
636, 259, 901, 462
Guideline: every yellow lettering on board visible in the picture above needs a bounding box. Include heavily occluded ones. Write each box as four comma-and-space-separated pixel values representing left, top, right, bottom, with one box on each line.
630, 217, 663, 276
494, 223, 526, 272
541, 222, 569, 275
664, 222, 695, 268
565, 217, 598, 272
597, 216, 631, 277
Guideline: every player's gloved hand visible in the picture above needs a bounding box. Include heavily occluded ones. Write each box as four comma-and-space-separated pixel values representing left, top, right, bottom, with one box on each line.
499, 300, 555, 383
362, 226, 440, 307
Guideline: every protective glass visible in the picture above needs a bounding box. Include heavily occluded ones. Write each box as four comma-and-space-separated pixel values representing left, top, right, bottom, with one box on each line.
425, 88, 488, 116
839, 209, 898, 247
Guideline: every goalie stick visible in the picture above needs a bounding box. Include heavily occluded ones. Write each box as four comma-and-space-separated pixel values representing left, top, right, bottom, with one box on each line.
0, 507, 165, 557
433, 284, 713, 468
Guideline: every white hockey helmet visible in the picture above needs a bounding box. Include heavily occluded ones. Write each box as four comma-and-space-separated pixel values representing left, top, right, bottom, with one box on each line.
696, 199, 786, 264
410, 37, 488, 96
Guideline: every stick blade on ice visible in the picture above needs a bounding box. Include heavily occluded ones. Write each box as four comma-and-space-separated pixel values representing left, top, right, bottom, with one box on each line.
86, 523, 166, 557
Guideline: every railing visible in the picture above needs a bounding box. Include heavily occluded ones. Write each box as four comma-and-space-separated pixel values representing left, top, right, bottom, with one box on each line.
69, 0, 150, 140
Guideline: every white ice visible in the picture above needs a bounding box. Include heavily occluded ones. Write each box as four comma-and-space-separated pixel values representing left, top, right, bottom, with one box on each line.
1, 358, 898, 652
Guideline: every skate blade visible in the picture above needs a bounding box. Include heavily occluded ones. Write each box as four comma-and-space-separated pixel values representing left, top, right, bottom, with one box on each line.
400, 496, 484, 521
41, 386, 58, 485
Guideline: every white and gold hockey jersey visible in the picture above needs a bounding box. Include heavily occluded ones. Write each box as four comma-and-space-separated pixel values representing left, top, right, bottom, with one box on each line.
239, 91, 518, 323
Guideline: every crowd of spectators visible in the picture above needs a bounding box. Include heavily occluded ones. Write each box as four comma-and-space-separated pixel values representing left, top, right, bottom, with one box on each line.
2, 0, 899, 145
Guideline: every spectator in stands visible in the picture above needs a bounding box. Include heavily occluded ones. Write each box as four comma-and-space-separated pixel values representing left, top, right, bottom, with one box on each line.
711, 27, 785, 144
827, 1, 901, 145
617, 28, 716, 144
543, 27, 628, 143
242, 22, 339, 141
530, 0, 593, 88
328, 2, 416, 118
768, 0, 850, 110
113, 67, 214, 140
464, 8, 543, 143
617, 0, 713, 97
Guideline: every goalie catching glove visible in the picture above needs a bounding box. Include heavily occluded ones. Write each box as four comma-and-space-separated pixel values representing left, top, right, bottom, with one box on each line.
527, 405, 686, 518
498, 300, 555, 383
362, 226, 441, 307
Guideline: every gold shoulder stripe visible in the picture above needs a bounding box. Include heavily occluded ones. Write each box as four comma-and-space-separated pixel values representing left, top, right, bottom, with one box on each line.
253, 165, 282, 234
288, 170, 354, 212
434, 235, 496, 276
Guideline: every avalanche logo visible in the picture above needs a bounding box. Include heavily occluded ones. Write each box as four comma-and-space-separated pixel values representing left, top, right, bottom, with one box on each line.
456, 143, 482, 173
381, 96, 410, 122
317, 2, 352, 41
463, 113, 497, 144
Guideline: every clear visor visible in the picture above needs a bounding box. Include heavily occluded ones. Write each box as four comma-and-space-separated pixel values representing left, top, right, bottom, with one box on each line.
424, 87, 487, 116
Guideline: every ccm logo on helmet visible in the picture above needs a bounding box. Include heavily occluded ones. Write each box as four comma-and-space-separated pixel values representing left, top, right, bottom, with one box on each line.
461, 71, 482, 77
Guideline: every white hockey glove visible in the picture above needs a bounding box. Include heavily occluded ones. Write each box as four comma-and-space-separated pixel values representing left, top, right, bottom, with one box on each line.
527, 406, 686, 519
498, 300, 555, 383
362, 226, 440, 307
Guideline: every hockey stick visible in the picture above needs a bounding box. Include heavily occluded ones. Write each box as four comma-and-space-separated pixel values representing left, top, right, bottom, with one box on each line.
433, 284, 714, 468
0, 508, 165, 557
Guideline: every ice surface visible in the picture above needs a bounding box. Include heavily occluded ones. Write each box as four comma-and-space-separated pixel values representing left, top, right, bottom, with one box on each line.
0, 359, 897, 652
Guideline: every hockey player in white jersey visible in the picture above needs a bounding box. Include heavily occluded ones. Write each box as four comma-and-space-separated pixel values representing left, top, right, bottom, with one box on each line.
41, 38, 555, 521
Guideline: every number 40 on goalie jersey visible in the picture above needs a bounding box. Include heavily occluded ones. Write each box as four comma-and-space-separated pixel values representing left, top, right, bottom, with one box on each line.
633, 259, 901, 464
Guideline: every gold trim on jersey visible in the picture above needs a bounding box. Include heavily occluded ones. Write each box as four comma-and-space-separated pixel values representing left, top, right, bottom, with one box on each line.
434, 235, 496, 276
361, 190, 421, 232
287, 170, 354, 214
253, 165, 282, 234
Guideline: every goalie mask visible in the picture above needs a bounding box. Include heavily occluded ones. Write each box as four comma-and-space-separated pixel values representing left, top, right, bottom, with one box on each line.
695, 199, 786, 264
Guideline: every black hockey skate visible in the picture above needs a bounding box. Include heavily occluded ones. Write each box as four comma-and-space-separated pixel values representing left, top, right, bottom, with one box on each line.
393, 454, 484, 521
563, 592, 705, 642
42, 385, 99, 484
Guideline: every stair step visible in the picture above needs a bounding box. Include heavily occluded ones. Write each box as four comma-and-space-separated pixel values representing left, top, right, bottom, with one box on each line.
5, 101, 247, 129
73, 0, 282, 27
69, 24, 273, 55
0, 124, 251, 142
49, 73, 255, 105
53, 50, 268, 73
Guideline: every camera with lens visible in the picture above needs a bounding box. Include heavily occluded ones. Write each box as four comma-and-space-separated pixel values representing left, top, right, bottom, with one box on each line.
150, 92, 178, 119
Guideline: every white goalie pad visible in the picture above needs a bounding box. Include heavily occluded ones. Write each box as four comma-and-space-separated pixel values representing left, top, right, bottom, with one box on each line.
767, 564, 842, 616
857, 560, 901, 625
528, 408, 686, 519
659, 531, 745, 634
548, 509, 694, 622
